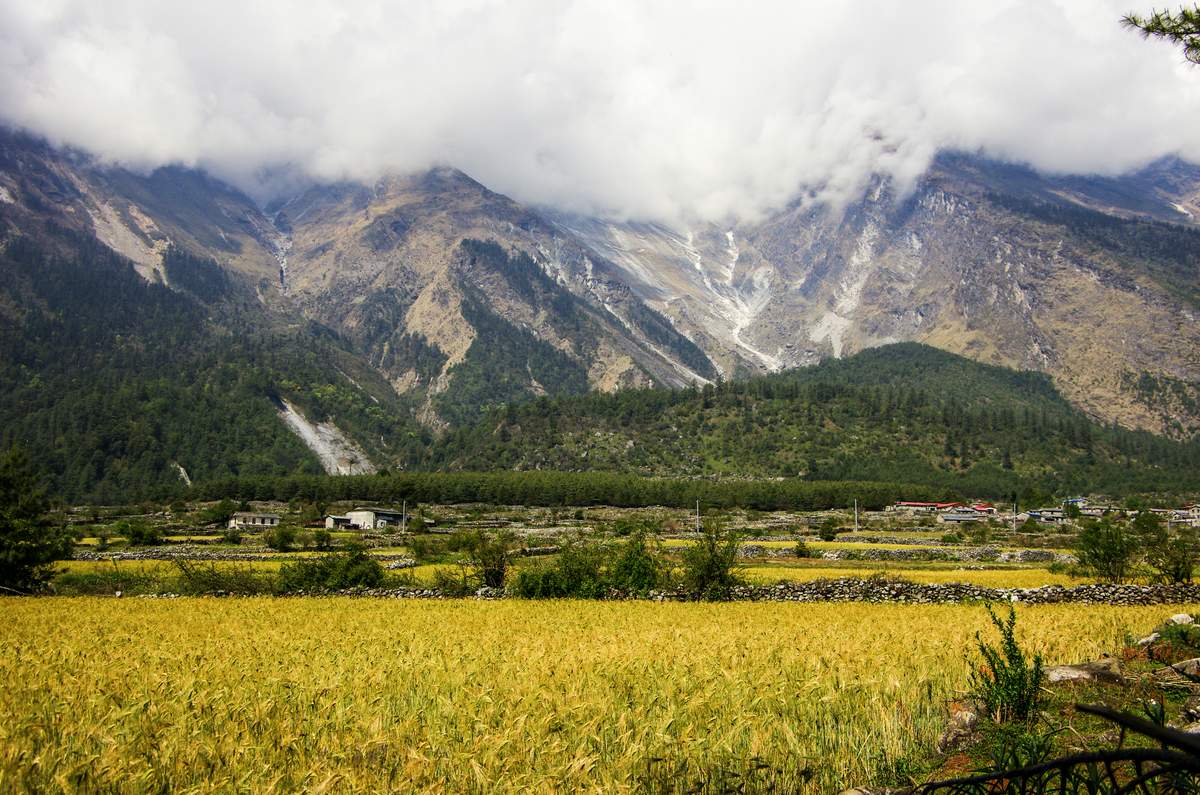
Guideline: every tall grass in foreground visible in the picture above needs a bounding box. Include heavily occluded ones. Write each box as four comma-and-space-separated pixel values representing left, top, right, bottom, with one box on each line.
0, 600, 1187, 793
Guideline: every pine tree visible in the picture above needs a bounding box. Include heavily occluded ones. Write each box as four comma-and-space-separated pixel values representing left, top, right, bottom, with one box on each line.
0, 448, 73, 593
1123, 6, 1200, 63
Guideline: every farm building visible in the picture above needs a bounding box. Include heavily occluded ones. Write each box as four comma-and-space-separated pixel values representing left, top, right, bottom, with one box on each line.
345, 508, 407, 530
938, 511, 987, 524
228, 512, 281, 530
888, 501, 965, 513
324, 515, 354, 529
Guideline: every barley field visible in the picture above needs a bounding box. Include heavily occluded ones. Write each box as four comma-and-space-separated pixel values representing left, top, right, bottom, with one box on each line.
0, 599, 1185, 793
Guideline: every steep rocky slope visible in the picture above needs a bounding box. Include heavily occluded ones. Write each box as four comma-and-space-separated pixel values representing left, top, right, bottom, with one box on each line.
559, 156, 1200, 437
272, 169, 715, 423
0, 130, 715, 432
2, 126, 1196, 441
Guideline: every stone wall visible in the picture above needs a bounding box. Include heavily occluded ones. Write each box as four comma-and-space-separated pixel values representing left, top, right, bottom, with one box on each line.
257, 579, 1200, 604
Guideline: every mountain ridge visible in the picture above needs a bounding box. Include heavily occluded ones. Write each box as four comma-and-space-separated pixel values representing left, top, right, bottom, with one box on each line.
0, 126, 1197, 502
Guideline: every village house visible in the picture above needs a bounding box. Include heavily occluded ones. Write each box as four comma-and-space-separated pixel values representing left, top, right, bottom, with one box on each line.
228, 512, 281, 530
938, 511, 985, 524
1028, 508, 1066, 524
344, 507, 407, 531
889, 501, 965, 513
324, 515, 354, 529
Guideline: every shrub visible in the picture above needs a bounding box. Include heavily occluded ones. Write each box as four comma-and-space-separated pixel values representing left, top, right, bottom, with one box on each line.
793, 541, 814, 558
983, 725, 1057, 779
262, 525, 297, 552
1075, 516, 1138, 583
609, 533, 663, 594
817, 517, 840, 542
511, 564, 570, 598
119, 520, 163, 547
680, 523, 741, 601
311, 528, 333, 551
277, 544, 384, 592
432, 565, 475, 596
512, 539, 608, 598
53, 565, 163, 596
172, 560, 273, 595
966, 522, 990, 544
1150, 622, 1200, 663
612, 518, 652, 537
221, 526, 242, 545
94, 526, 113, 550
408, 536, 445, 562
445, 530, 477, 553
1136, 512, 1199, 584
465, 531, 516, 588
197, 498, 236, 527
969, 604, 1044, 723
547, 541, 607, 597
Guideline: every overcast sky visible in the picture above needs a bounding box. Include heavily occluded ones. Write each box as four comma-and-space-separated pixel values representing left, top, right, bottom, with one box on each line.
1, 0, 1198, 223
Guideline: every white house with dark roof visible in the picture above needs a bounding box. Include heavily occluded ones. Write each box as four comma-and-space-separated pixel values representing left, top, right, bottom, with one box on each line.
228, 512, 281, 530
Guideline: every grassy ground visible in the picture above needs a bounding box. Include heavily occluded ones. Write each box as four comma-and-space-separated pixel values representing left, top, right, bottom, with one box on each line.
0, 599, 1185, 793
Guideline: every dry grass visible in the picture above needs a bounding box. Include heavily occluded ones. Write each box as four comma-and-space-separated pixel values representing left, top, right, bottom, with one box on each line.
0, 598, 1184, 793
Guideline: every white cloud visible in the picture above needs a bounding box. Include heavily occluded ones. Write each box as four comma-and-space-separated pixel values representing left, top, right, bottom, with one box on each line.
1, 0, 1197, 223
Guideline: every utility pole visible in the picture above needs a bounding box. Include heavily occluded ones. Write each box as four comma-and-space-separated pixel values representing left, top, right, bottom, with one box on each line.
402, 500, 407, 533
695, 500, 701, 533
853, 499, 859, 532
1012, 497, 1018, 534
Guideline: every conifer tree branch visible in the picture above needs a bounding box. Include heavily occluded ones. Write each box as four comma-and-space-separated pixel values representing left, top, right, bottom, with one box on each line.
1123, 6, 1200, 64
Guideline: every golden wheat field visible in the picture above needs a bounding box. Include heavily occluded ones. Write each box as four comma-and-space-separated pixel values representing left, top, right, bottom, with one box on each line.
0, 599, 1189, 794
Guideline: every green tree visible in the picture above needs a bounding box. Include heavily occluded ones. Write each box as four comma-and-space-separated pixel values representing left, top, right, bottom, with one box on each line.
1075, 515, 1139, 583
466, 530, 516, 589
199, 498, 237, 526
277, 542, 383, 591
0, 448, 73, 593
609, 531, 663, 594
1135, 510, 1200, 583
1123, 6, 1200, 64
262, 525, 297, 552
679, 522, 741, 600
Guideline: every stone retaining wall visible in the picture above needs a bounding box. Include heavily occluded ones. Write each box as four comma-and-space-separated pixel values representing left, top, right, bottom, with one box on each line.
717, 580, 1200, 605
74, 545, 414, 562
240, 580, 1200, 605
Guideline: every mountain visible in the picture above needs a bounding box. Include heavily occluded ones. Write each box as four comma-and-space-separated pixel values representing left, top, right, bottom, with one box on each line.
0, 127, 1197, 499
555, 154, 1200, 438
270, 170, 716, 425
433, 343, 1200, 500
0, 130, 715, 421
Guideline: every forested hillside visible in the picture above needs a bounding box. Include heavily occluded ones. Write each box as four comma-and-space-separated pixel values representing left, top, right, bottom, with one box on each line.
431, 344, 1200, 500
1, 219, 1197, 504
0, 230, 426, 501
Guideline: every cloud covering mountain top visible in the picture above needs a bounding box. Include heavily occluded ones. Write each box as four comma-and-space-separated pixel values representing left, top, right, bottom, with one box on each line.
2, 0, 1199, 223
